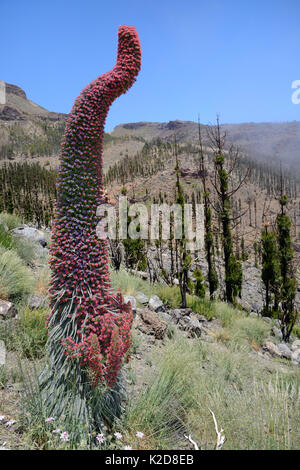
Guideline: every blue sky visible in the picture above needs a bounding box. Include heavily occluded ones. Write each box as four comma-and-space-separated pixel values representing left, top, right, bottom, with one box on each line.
1, 0, 300, 131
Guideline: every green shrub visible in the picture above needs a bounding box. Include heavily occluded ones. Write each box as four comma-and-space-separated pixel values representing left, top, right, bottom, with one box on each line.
154, 285, 181, 308
186, 295, 216, 319
126, 335, 196, 448
126, 334, 300, 450
0, 318, 16, 351
0, 246, 34, 301
0, 364, 23, 388
111, 268, 153, 298
0, 212, 22, 230
16, 307, 48, 358
232, 317, 269, 347
214, 302, 237, 327
0, 307, 48, 358
293, 325, 300, 340
0, 365, 8, 388
0, 224, 14, 250
14, 237, 37, 264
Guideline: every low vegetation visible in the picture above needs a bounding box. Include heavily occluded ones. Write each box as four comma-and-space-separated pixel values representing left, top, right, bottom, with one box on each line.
0, 218, 298, 450
126, 334, 299, 450
0, 245, 34, 301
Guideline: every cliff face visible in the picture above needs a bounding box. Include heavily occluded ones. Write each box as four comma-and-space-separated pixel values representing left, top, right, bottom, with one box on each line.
0, 81, 67, 120
5, 82, 27, 99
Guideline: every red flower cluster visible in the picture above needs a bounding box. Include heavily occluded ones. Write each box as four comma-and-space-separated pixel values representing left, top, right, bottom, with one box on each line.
48, 26, 141, 388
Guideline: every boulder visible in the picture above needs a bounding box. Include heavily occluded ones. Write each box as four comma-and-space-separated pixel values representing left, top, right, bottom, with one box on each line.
291, 349, 300, 365
251, 302, 262, 313
136, 292, 149, 305
148, 295, 164, 312
12, 226, 46, 246
27, 294, 46, 309
179, 308, 193, 316
263, 341, 281, 357
169, 308, 181, 323
0, 340, 6, 366
168, 308, 192, 323
157, 311, 172, 323
123, 295, 137, 313
137, 307, 167, 339
262, 317, 272, 324
197, 315, 207, 322
277, 343, 292, 359
271, 326, 283, 340
0, 300, 17, 319
184, 316, 202, 337
291, 339, 300, 352
34, 245, 49, 258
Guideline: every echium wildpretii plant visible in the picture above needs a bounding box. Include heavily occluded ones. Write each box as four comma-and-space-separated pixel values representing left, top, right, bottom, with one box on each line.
39, 26, 141, 433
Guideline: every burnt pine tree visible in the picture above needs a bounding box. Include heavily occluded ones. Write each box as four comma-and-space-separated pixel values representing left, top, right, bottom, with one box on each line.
241, 236, 249, 261
198, 118, 218, 300
174, 137, 192, 308
277, 193, 298, 342
261, 223, 281, 316
207, 118, 249, 304
193, 267, 206, 298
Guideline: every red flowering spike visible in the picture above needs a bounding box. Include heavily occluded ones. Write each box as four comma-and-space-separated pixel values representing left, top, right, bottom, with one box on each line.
40, 27, 141, 415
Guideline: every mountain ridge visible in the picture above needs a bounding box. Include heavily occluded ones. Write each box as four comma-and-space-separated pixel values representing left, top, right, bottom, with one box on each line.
111, 119, 300, 171
0, 81, 299, 173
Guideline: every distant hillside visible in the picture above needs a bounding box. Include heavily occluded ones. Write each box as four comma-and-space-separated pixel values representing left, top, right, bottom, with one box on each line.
0, 81, 299, 173
112, 120, 300, 171
0, 82, 299, 262
0, 81, 67, 163
0, 81, 66, 121
0, 81, 145, 170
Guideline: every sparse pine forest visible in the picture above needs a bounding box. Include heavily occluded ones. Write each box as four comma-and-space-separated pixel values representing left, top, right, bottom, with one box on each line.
0, 162, 57, 227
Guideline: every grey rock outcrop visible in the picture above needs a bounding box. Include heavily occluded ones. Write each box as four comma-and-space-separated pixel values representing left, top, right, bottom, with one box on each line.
263, 341, 281, 357
0, 300, 17, 319
124, 295, 137, 313
136, 307, 167, 339
12, 226, 47, 246
27, 294, 46, 309
136, 292, 149, 305
148, 295, 164, 312
277, 343, 292, 359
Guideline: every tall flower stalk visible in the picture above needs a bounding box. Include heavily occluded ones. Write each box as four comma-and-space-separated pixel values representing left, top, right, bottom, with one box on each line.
39, 26, 141, 431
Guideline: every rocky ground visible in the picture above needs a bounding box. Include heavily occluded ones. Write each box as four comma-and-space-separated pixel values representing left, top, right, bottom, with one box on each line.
144, 246, 300, 314
0, 288, 299, 450
124, 293, 300, 366
0, 221, 299, 449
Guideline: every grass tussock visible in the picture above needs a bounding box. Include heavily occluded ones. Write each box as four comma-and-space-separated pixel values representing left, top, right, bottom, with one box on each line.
126, 333, 300, 450
0, 212, 22, 231
0, 307, 48, 358
0, 246, 34, 301
111, 268, 154, 299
